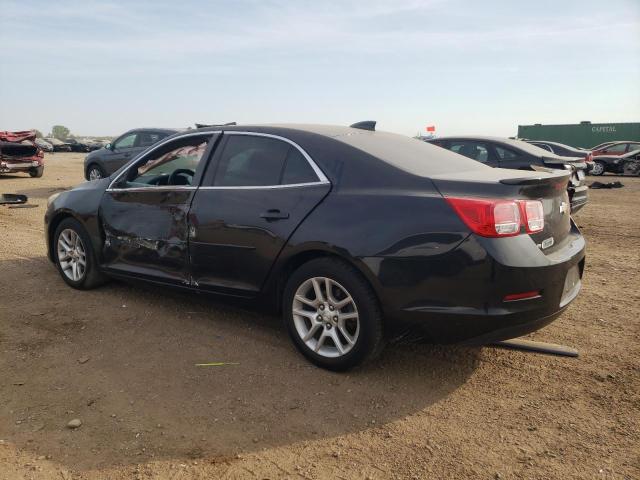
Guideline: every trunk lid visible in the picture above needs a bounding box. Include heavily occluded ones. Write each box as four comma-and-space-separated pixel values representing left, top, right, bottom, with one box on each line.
431, 168, 572, 254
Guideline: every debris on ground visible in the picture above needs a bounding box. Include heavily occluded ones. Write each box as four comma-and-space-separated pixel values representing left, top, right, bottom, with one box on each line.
0, 193, 27, 204
589, 181, 624, 189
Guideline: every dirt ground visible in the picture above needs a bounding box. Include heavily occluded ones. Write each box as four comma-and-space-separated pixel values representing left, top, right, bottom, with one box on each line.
0, 153, 638, 480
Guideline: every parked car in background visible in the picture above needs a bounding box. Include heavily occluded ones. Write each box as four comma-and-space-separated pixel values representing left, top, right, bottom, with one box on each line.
46, 123, 585, 370
44, 137, 72, 152
591, 141, 640, 157
35, 138, 54, 152
66, 138, 92, 153
526, 140, 593, 161
83, 128, 177, 180
591, 148, 640, 176
426, 136, 588, 213
0, 130, 45, 177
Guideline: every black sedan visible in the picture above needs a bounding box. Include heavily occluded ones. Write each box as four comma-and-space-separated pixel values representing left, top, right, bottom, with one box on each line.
45, 123, 585, 370
592, 148, 640, 176
427, 136, 589, 213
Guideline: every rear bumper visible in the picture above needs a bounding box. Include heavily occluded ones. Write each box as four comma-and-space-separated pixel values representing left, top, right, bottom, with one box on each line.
569, 185, 588, 213
370, 223, 586, 344
0, 158, 43, 173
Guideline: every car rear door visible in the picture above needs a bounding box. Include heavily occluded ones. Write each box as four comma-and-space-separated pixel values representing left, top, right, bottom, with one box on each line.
99, 132, 218, 285
493, 144, 534, 170
188, 132, 331, 296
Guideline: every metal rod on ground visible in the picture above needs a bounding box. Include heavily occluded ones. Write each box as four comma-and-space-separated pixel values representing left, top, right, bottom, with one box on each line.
492, 338, 578, 357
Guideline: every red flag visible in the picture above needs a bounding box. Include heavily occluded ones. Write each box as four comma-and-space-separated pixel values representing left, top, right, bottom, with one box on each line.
426, 125, 436, 132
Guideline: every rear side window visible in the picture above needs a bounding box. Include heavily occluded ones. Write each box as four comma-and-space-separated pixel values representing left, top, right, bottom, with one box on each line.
449, 141, 489, 163
138, 132, 166, 148
214, 136, 289, 186
533, 143, 553, 153
495, 146, 520, 161
281, 148, 318, 184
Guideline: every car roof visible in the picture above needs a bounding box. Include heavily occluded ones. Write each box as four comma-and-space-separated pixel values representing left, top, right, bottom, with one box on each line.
527, 140, 586, 152
430, 135, 552, 156
186, 124, 492, 182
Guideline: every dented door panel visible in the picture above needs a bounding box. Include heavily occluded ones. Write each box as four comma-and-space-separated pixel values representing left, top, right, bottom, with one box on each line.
100, 189, 194, 285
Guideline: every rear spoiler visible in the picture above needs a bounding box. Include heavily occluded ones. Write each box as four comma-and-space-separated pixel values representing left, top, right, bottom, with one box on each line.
500, 168, 570, 186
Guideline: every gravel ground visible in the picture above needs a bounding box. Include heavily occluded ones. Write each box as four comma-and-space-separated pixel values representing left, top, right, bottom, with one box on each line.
0, 153, 638, 479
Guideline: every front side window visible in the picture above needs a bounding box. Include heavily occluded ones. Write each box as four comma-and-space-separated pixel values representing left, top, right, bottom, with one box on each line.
604, 143, 628, 154
214, 135, 318, 186
114, 133, 137, 150
450, 141, 489, 163
495, 146, 520, 161
120, 136, 210, 188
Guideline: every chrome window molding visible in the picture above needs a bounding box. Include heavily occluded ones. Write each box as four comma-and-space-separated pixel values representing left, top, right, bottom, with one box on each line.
106, 131, 218, 192
107, 185, 197, 193
105, 129, 331, 193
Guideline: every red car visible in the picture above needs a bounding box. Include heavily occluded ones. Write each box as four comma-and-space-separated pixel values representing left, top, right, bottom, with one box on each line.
591, 141, 640, 157
0, 130, 45, 177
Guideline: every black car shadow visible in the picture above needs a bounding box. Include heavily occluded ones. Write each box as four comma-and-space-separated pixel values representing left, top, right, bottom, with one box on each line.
0, 257, 481, 471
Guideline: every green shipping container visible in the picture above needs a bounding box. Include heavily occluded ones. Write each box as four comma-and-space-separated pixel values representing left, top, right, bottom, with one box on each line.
517, 121, 640, 149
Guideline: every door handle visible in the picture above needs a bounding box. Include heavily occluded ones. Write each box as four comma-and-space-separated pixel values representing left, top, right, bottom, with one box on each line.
260, 209, 289, 220
123, 153, 131, 158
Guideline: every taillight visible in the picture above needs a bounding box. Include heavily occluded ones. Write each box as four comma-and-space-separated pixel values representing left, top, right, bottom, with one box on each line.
521, 200, 544, 233
446, 197, 544, 238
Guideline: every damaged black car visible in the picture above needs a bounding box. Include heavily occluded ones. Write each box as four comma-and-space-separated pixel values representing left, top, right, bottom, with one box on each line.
45, 123, 585, 370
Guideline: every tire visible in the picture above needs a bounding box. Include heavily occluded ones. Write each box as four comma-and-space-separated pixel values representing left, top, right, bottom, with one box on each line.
87, 164, 105, 181
283, 257, 385, 371
53, 218, 107, 290
590, 161, 605, 176
29, 166, 44, 178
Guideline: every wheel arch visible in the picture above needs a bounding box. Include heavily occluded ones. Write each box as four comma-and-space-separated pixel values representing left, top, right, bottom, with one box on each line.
264, 245, 384, 315
85, 161, 103, 180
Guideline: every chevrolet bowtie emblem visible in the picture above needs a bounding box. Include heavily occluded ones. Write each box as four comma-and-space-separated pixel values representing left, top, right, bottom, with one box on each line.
559, 202, 568, 214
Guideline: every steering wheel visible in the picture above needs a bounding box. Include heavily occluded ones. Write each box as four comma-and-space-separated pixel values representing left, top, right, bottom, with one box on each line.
168, 168, 195, 185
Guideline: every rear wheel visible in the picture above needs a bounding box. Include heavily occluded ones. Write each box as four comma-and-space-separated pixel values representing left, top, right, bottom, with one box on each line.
87, 164, 105, 181
590, 161, 605, 176
53, 218, 107, 289
283, 258, 384, 371
29, 166, 44, 178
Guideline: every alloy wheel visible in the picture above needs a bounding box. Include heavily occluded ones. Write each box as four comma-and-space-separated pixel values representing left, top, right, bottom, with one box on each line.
89, 168, 102, 180
292, 277, 360, 358
57, 229, 87, 282
591, 162, 604, 175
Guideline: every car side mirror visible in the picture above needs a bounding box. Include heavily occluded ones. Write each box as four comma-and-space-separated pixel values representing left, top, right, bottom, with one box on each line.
105, 143, 112, 150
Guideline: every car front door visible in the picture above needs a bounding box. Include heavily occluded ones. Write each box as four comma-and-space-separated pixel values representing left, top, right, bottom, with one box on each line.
102, 132, 139, 175
99, 132, 218, 285
188, 132, 331, 296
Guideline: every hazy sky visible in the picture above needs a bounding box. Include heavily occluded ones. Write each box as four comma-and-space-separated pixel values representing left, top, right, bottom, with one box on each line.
1, 0, 639, 137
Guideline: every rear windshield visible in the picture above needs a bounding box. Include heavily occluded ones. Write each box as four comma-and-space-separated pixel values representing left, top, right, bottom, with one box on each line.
333, 131, 487, 176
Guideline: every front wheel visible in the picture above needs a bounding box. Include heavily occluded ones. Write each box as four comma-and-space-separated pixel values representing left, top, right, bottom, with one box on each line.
283, 258, 384, 371
53, 218, 107, 289
590, 161, 605, 176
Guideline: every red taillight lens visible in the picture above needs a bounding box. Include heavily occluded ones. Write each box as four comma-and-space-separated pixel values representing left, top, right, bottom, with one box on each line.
446, 198, 521, 237
522, 200, 544, 233
446, 197, 544, 238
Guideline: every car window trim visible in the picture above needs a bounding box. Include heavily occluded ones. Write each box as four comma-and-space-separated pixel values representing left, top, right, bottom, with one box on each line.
106, 131, 217, 192
202, 131, 330, 190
